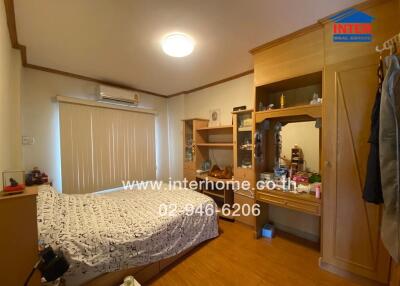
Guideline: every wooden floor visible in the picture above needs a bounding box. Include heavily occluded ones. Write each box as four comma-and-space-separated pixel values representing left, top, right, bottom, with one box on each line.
149, 220, 361, 286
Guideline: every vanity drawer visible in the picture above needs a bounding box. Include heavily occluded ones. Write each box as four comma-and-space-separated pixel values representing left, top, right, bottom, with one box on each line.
285, 200, 320, 216
257, 192, 286, 207
257, 191, 321, 216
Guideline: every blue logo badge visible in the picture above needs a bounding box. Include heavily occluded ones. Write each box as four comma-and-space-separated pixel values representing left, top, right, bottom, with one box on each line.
330, 8, 374, 42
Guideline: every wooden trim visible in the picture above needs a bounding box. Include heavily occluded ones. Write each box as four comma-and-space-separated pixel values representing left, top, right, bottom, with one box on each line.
249, 0, 392, 55
3, 0, 253, 98
25, 63, 167, 98
318, 0, 392, 24
196, 125, 233, 131
167, 69, 254, 97
182, 118, 209, 121
255, 105, 322, 122
232, 109, 254, 114
84, 246, 198, 286
319, 259, 387, 286
5, 0, 389, 98
249, 23, 323, 54
56, 95, 157, 115
3, 0, 168, 98
196, 143, 234, 147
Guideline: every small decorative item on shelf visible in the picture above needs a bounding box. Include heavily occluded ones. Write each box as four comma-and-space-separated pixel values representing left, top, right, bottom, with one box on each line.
185, 148, 193, 161
2, 170, 25, 195
209, 165, 233, 179
292, 172, 309, 184
233, 105, 246, 112
25, 166, 49, 186
258, 102, 266, 111
310, 92, 322, 105
260, 172, 274, 182
267, 104, 275, 110
196, 161, 211, 175
240, 137, 252, 151
309, 173, 321, 183
208, 109, 221, 127
291, 144, 304, 173
201, 160, 212, 172
240, 159, 252, 169
240, 117, 252, 128
280, 93, 286, 108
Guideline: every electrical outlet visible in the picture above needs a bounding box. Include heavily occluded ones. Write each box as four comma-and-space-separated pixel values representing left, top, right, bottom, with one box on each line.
22, 136, 35, 145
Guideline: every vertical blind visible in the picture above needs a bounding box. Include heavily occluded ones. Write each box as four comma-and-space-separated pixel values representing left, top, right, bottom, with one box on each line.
59, 102, 156, 194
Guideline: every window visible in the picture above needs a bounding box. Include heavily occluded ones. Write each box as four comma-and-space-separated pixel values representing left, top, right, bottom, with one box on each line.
59, 101, 156, 194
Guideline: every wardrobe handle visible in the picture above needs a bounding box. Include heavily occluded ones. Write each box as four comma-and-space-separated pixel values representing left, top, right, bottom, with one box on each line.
324, 161, 331, 168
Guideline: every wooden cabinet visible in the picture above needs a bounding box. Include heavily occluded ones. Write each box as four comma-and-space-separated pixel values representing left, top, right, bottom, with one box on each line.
257, 190, 321, 217
232, 110, 256, 227
182, 119, 208, 182
0, 187, 41, 286
251, 25, 324, 87
249, 0, 400, 282
321, 54, 390, 283
234, 192, 256, 226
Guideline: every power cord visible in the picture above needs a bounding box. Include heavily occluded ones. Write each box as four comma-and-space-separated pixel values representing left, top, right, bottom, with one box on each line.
24, 258, 42, 286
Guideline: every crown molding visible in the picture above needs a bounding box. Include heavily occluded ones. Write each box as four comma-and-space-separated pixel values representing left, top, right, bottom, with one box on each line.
167, 69, 254, 97
3, 0, 255, 98
249, 0, 391, 55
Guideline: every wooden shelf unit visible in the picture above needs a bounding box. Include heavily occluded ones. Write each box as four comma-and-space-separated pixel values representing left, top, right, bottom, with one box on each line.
196, 174, 235, 221
196, 125, 233, 131
253, 71, 323, 238
232, 110, 256, 227
196, 143, 233, 147
182, 119, 209, 182
255, 104, 322, 123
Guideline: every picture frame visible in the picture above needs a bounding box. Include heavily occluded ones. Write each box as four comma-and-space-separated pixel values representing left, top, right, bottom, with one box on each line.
208, 109, 221, 127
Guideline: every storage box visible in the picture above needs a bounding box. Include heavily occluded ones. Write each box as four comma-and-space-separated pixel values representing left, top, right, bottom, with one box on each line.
261, 224, 275, 238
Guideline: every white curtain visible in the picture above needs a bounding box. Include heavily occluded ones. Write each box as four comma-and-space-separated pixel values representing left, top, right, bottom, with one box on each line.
59, 102, 156, 194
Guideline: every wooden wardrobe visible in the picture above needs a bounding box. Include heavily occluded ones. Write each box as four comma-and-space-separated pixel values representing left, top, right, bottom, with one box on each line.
250, 0, 400, 284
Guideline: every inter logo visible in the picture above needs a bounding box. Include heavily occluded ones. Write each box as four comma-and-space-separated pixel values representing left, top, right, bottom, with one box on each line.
330, 8, 374, 42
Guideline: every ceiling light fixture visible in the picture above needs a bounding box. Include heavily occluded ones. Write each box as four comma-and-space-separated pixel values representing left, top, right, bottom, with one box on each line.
162, 32, 195, 57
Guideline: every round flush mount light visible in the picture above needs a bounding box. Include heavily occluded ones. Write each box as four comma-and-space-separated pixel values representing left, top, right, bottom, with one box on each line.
162, 32, 195, 57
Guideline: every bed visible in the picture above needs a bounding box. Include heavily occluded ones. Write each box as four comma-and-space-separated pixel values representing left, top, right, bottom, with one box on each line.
37, 184, 219, 285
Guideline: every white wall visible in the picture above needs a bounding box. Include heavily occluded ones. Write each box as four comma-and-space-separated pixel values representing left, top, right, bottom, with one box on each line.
167, 73, 319, 240
183, 75, 254, 125
21, 68, 169, 192
0, 1, 23, 175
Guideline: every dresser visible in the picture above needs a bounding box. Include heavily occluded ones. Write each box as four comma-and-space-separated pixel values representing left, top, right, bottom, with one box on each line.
0, 187, 41, 286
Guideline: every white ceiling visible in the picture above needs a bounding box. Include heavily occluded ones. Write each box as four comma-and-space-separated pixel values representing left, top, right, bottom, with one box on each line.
14, 0, 362, 96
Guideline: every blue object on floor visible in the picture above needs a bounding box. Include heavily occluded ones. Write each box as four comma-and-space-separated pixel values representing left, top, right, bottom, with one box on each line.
262, 224, 275, 238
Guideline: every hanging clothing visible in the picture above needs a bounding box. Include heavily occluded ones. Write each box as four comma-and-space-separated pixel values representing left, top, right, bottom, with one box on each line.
363, 57, 385, 204
379, 54, 400, 262
363, 88, 383, 204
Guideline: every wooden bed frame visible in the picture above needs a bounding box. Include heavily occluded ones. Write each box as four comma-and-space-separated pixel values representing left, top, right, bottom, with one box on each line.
84, 246, 197, 286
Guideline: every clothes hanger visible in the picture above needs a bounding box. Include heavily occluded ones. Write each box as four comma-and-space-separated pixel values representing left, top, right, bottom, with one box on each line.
377, 54, 384, 92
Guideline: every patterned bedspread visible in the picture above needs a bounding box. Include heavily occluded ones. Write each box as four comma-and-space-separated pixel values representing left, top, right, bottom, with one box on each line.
37, 185, 219, 281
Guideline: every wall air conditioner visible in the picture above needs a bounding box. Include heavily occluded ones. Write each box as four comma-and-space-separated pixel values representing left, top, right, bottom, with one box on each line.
98, 85, 139, 106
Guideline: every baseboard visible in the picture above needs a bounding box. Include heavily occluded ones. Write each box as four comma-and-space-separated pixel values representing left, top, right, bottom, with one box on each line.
319, 258, 387, 286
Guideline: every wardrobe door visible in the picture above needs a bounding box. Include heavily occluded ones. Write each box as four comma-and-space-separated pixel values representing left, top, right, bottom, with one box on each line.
322, 54, 390, 283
